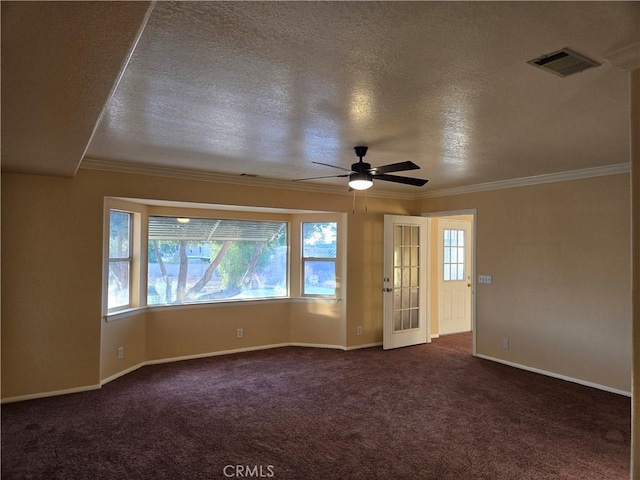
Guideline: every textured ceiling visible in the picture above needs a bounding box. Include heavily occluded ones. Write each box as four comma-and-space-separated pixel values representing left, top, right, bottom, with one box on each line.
3, 2, 639, 193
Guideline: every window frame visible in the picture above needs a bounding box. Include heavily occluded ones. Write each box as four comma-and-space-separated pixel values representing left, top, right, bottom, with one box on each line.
147, 215, 290, 306
103, 198, 346, 321
107, 209, 133, 312
443, 228, 465, 282
301, 221, 338, 298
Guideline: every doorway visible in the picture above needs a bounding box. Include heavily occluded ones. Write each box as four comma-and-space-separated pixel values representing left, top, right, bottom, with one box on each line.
425, 210, 476, 355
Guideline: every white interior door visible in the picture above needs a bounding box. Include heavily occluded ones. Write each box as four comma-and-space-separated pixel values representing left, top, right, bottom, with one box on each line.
383, 215, 429, 350
437, 219, 472, 334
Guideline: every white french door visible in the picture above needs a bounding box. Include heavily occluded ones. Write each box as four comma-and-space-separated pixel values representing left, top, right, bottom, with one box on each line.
383, 215, 429, 350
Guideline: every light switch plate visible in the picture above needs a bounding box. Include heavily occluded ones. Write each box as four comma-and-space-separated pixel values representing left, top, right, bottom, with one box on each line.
478, 275, 492, 284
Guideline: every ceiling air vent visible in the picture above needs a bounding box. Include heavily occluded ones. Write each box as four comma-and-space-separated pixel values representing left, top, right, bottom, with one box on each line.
527, 48, 600, 77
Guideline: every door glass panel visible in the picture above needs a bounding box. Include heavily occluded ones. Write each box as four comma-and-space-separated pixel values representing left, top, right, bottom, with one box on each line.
443, 228, 465, 281
402, 247, 410, 266
394, 311, 402, 332
410, 288, 418, 308
410, 309, 419, 329
392, 223, 420, 333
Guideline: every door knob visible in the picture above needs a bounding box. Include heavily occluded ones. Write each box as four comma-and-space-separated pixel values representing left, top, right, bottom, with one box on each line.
385, 287, 393, 292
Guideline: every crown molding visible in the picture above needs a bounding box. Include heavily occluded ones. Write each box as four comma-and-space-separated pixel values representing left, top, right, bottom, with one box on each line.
79, 158, 415, 200
418, 163, 630, 199
604, 42, 640, 71
80, 157, 630, 202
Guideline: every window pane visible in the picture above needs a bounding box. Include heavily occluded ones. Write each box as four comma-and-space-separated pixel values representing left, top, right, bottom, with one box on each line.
109, 261, 130, 309
410, 267, 418, 286
402, 268, 410, 287
457, 264, 465, 281
402, 288, 409, 308
444, 264, 450, 281
402, 310, 410, 330
402, 246, 410, 266
410, 309, 419, 329
444, 229, 450, 246
393, 311, 402, 332
303, 260, 336, 296
109, 211, 130, 258
303, 222, 336, 258
403, 226, 411, 245
458, 230, 465, 247
148, 217, 288, 304
410, 288, 419, 308
451, 230, 458, 246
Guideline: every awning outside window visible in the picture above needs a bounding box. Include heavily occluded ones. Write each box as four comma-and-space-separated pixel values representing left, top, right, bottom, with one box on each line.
148, 216, 285, 242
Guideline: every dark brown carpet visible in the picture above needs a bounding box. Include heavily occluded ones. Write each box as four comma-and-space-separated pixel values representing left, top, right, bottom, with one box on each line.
1, 333, 630, 479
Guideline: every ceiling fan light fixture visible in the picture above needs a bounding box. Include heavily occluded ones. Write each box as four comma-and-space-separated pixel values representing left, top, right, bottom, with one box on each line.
349, 172, 373, 190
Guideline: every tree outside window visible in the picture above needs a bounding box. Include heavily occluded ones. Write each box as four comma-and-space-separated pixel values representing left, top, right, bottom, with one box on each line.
147, 217, 288, 305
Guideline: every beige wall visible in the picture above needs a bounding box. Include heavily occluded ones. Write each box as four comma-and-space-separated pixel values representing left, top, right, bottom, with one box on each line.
0, 167, 631, 399
1, 169, 414, 398
420, 173, 632, 392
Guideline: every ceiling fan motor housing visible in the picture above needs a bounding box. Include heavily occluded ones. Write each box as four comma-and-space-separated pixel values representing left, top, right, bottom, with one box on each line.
354, 146, 368, 158
352, 161, 371, 172
353, 146, 370, 172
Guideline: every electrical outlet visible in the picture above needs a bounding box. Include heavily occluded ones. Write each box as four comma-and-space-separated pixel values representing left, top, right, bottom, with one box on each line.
502, 338, 509, 349
237, 328, 244, 339
117, 346, 124, 359
357, 326, 363, 336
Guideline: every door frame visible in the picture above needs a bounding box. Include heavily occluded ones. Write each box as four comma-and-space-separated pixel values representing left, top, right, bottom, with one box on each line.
423, 209, 477, 356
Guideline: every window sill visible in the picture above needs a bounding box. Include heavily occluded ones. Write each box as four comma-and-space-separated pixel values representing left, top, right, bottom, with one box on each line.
104, 307, 146, 322
105, 297, 342, 322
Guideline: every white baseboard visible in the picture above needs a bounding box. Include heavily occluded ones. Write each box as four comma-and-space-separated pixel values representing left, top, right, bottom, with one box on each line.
19, 344, 624, 404
430, 334, 440, 339
475, 354, 631, 397
1, 384, 101, 404
100, 362, 147, 386
289, 342, 346, 350
145, 343, 291, 366
345, 342, 383, 351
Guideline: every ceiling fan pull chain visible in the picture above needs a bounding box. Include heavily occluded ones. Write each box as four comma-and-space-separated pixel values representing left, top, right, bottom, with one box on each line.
352, 189, 356, 215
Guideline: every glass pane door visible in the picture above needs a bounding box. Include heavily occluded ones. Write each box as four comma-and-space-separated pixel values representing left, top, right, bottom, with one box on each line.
392, 224, 420, 332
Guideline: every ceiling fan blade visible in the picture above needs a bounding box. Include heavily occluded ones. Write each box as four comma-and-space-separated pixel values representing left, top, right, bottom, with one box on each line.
311, 161, 354, 173
369, 161, 420, 175
374, 173, 429, 187
292, 174, 349, 182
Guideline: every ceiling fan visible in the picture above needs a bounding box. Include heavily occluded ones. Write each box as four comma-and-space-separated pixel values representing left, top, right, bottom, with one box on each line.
293, 146, 428, 190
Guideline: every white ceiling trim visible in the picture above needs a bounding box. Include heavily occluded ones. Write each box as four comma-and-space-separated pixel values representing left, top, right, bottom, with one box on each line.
418, 163, 630, 199
604, 42, 640, 71
82, 157, 630, 202
80, 157, 414, 199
